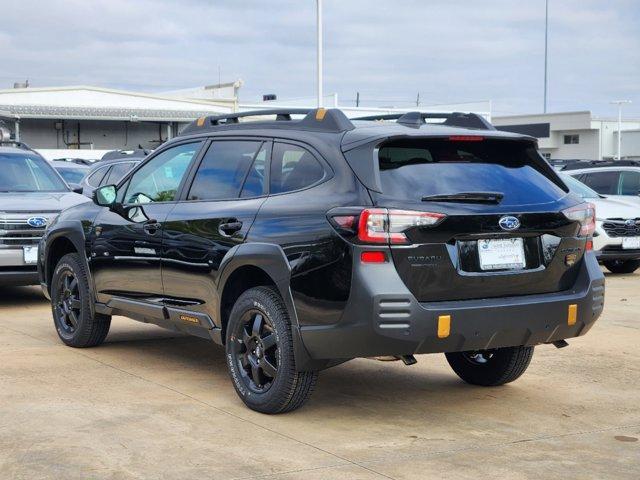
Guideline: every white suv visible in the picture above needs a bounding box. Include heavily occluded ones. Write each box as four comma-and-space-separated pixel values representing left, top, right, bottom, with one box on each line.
563, 174, 640, 274
564, 163, 640, 207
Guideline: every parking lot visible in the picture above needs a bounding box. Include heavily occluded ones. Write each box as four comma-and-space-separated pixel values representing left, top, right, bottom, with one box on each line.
1, 271, 638, 480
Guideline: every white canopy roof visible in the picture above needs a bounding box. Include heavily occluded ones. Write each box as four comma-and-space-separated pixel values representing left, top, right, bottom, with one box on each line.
0, 86, 234, 122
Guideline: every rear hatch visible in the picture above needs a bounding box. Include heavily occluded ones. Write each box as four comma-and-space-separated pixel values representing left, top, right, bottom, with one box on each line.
349, 136, 587, 302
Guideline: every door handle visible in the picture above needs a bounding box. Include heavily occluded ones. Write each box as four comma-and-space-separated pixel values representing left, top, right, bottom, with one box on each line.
143, 219, 160, 235
219, 220, 243, 237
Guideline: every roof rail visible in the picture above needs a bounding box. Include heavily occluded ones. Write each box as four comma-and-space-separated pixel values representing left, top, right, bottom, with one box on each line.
0, 140, 34, 151
561, 159, 640, 171
353, 111, 496, 131
101, 148, 151, 161
180, 108, 355, 136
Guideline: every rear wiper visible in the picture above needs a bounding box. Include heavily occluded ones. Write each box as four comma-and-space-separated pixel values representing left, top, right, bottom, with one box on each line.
421, 192, 504, 204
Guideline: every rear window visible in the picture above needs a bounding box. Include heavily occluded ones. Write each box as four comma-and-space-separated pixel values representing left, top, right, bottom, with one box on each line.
377, 139, 566, 206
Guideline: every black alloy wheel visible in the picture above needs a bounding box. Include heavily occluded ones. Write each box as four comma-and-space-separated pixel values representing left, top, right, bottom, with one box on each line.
230, 309, 279, 393
225, 286, 318, 413
445, 345, 534, 386
54, 270, 82, 336
51, 253, 111, 347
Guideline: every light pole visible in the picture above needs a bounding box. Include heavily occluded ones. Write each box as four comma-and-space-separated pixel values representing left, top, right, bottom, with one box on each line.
611, 100, 632, 160
316, 0, 323, 108
543, 0, 549, 113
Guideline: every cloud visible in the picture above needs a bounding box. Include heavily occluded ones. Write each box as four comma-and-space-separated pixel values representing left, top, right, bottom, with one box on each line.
1, 0, 638, 117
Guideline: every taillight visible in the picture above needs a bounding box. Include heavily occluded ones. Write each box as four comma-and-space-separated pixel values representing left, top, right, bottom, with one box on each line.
358, 208, 445, 245
563, 203, 596, 237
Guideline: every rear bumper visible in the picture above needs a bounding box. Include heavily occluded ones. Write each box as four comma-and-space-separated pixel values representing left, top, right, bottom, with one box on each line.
299, 251, 605, 360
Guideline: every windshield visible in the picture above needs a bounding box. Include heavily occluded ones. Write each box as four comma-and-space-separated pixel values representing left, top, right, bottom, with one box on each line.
377, 139, 567, 206
561, 174, 600, 199
0, 153, 68, 192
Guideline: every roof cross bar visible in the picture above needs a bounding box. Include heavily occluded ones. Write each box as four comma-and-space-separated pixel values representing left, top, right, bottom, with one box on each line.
180, 108, 356, 136
206, 109, 312, 126
353, 111, 496, 131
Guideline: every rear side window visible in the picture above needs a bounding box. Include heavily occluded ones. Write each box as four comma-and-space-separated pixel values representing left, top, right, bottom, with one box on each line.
104, 162, 134, 185
188, 141, 263, 201
376, 139, 566, 206
87, 165, 110, 187
580, 171, 620, 195
240, 144, 269, 198
620, 171, 640, 195
270, 143, 325, 194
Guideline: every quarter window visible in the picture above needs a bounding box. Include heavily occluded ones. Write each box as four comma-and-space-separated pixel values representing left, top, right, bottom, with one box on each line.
188, 141, 263, 201
580, 171, 620, 195
125, 142, 202, 204
270, 143, 325, 194
620, 171, 640, 195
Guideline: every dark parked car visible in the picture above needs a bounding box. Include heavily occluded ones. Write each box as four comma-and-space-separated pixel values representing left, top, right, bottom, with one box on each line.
0, 143, 88, 286
79, 157, 143, 197
39, 109, 605, 413
52, 161, 90, 185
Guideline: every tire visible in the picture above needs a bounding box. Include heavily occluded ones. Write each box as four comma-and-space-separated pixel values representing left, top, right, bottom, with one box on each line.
445, 346, 534, 386
603, 259, 640, 274
225, 286, 318, 414
51, 253, 111, 347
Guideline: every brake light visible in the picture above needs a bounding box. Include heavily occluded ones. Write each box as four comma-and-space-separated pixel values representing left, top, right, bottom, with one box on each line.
449, 135, 484, 142
358, 208, 445, 244
563, 203, 596, 237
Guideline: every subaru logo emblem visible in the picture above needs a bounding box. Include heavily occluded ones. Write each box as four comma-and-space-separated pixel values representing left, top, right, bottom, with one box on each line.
27, 216, 48, 228
498, 216, 520, 231
625, 219, 636, 227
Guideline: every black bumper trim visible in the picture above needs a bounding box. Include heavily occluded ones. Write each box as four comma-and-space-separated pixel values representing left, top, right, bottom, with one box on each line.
596, 250, 640, 261
299, 251, 605, 360
0, 270, 39, 287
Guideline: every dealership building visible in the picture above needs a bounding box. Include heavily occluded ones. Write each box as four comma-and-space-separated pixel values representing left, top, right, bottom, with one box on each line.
0, 84, 239, 158
2, 83, 638, 162
493, 111, 640, 160
0, 83, 493, 159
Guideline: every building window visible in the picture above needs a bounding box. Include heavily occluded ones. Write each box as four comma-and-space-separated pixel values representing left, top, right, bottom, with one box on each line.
563, 134, 580, 144
541, 153, 551, 160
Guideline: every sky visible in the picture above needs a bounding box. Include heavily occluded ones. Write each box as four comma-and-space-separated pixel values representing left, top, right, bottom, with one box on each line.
1, 0, 639, 117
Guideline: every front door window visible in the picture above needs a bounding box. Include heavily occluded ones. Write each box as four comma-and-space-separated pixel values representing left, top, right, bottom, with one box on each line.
124, 142, 202, 204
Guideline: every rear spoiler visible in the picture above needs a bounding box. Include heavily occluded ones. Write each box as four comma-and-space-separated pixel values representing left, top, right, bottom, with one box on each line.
353, 111, 496, 131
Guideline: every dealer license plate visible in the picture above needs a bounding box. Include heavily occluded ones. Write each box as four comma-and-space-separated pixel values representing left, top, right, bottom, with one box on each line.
478, 238, 526, 271
23, 246, 38, 265
622, 237, 640, 250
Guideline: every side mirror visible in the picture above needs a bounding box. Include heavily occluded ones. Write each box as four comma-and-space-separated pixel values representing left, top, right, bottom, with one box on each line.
93, 184, 118, 207
69, 183, 84, 195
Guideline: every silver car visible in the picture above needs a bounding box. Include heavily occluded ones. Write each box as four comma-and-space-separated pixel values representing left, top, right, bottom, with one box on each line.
0, 144, 88, 286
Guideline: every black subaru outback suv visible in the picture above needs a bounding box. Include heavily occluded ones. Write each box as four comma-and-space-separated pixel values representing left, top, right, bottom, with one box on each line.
39, 109, 605, 413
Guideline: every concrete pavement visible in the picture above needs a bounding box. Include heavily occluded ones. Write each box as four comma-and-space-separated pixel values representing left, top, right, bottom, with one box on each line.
1, 273, 638, 479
